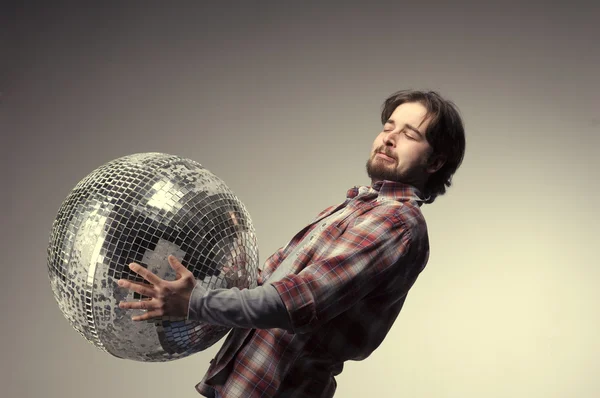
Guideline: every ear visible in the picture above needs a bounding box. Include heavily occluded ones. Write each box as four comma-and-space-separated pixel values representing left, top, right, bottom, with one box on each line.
425, 154, 446, 174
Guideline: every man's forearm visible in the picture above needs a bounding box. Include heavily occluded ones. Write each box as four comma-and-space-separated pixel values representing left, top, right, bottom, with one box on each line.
187, 282, 292, 330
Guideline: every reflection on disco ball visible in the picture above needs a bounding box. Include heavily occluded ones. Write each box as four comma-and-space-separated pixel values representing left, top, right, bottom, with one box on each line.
46, 153, 259, 362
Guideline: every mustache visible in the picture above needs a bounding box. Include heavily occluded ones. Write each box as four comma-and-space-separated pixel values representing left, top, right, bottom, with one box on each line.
375, 148, 396, 160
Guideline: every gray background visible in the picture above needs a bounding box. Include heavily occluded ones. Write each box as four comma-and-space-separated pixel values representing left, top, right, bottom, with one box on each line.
2, 1, 599, 397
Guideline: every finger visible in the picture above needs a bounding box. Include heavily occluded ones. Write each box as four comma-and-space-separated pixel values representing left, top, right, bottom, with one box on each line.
128, 262, 163, 286
132, 309, 163, 322
119, 299, 155, 310
118, 279, 156, 298
119, 279, 154, 289
168, 255, 193, 279
168, 255, 186, 272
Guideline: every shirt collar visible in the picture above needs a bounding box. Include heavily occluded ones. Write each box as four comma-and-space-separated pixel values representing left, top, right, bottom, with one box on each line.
346, 180, 426, 206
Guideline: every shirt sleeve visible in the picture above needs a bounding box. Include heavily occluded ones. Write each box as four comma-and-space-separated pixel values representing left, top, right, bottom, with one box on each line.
187, 281, 292, 330
270, 212, 417, 334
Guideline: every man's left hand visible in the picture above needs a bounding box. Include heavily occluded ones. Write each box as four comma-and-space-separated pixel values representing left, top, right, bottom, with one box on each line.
118, 255, 196, 321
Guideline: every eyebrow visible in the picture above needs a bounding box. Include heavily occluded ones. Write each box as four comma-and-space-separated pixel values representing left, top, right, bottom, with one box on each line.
385, 119, 424, 138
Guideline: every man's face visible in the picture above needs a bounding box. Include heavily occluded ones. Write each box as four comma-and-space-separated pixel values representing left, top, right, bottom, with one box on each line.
366, 101, 438, 188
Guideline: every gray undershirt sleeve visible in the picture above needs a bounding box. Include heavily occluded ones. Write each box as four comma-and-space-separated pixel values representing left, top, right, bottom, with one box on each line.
187, 281, 292, 331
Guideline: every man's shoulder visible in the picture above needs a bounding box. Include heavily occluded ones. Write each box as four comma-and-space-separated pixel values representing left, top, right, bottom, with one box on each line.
372, 199, 429, 240
375, 196, 426, 219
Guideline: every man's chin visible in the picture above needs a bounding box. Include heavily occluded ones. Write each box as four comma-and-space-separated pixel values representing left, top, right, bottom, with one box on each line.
366, 161, 397, 181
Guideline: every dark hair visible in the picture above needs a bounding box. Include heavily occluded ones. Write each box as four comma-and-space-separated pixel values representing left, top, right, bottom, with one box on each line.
381, 89, 466, 204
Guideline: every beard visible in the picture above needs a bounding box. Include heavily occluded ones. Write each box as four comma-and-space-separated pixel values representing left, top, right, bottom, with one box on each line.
365, 150, 428, 187
365, 155, 401, 183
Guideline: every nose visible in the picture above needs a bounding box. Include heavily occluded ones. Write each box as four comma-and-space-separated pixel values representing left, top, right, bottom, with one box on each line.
382, 130, 398, 146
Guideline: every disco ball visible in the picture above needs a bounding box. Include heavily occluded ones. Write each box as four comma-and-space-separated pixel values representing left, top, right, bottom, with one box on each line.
47, 152, 259, 362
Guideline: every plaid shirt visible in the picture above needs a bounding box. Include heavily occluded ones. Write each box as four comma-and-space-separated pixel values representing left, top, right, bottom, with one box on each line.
196, 180, 430, 397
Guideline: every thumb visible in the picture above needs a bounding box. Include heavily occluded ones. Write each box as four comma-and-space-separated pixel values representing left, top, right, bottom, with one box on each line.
168, 255, 185, 272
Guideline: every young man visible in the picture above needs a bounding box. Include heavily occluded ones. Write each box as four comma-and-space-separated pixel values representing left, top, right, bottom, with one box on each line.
119, 89, 466, 397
